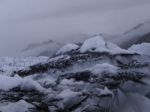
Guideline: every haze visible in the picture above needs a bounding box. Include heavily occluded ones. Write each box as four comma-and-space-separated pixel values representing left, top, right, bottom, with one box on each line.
0, 0, 150, 56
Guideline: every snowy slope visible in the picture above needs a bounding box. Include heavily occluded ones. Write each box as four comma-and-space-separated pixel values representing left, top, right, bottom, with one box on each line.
128, 43, 150, 56
80, 35, 133, 54
56, 43, 79, 55
0, 36, 150, 112
120, 21, 150, 48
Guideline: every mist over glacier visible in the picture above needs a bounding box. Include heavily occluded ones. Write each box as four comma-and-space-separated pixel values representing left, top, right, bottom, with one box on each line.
0, 0, 150, 56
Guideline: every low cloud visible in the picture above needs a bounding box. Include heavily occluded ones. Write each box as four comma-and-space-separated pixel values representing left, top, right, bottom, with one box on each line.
0, 0, 150, 56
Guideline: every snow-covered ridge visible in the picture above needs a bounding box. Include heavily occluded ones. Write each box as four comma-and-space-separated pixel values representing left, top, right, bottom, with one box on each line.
57, 35, 134, 55
80, 35, 133, 54
123, 21, 150, 37
56, 43, 79, 55
57, 35, 150, 56
119, 21, 150, 48
128, 43, 150, 56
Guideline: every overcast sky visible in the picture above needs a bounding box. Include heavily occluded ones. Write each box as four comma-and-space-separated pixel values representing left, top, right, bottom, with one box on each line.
1, 0, 150, 56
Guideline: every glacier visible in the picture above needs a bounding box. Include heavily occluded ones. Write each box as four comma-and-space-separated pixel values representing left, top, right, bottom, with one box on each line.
0, 36, 150, 112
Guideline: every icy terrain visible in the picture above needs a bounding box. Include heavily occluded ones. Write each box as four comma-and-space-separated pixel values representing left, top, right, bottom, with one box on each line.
0, 56, 49, 75
128, 43, 150, 56
0, 36, 150, 112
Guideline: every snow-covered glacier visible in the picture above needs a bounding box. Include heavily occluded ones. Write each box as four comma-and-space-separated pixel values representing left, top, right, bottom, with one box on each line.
0, 56, 49, 75
0, 36, 150, 112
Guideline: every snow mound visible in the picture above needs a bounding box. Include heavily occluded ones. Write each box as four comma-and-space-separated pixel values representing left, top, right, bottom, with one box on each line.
0, 75, 45, 92
58, 89, 81, 102
88, 63, 118, 75
80, 35, 106, 53
100, 87, 113, 96
128, 43, 150, 56
80, 35, 133, 54
56, 43, 79, 55
0, 100, 34, 112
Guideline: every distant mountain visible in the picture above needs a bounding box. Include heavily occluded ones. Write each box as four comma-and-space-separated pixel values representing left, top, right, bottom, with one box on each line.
125, 32, 150, 47
20, 33, 89, 57
87, 22, 150, 49
20, 39, 64, 57
20, 21, 150, 57
120, 21, 150, 48
136, 32, 150, 43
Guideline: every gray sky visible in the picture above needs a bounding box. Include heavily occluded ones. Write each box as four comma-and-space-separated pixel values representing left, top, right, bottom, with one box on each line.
1, 0, 150, 56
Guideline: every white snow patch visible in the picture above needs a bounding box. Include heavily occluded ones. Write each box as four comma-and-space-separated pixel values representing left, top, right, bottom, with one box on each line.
20, 78, 45, 92
60, 79, 84, 85
106, 42, 132, 54
128, 43, 150, 56
0, 75, 45, 92
100, 87, 113, 96
56, 43, 79, 55
80, 35, 106, 53
37, 76, 56, 86
80, 35, 133, 54
0, 100, 34, 112
88, 63, 118, 75
48, 55, 69, 62
58, 89, 81, 102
